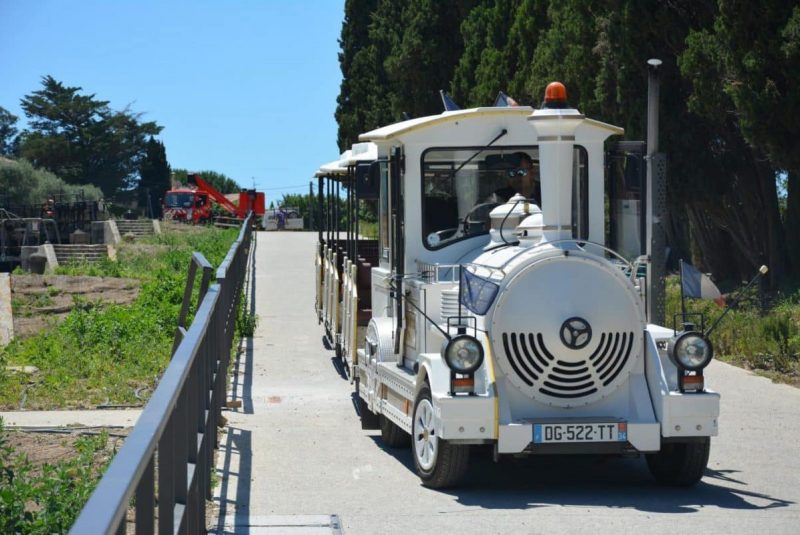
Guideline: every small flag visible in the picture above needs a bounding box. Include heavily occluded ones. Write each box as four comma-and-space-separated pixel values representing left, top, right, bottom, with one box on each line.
440, 90, 461, 111
494, 91, 520, 107
681, 261, 725, 307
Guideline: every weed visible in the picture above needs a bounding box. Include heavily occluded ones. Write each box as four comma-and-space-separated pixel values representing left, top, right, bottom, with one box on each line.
0, 419, 112, 534
666, 275, 800, 382
236, 300, 259, 338
0, 225, 239, 409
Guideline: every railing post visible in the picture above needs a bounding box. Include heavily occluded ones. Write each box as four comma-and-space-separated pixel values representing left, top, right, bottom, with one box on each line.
158, 414, 175, 535
135, 458, 154, 535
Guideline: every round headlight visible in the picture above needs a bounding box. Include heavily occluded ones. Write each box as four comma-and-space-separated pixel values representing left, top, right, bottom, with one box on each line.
668, 331, 713, 371
442, 335, 484, 374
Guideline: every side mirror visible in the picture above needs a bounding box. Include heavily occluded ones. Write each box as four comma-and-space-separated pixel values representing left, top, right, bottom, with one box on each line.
355, 161, 381, 200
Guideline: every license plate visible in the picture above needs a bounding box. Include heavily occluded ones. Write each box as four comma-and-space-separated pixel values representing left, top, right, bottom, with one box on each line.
533, 422, 627, 444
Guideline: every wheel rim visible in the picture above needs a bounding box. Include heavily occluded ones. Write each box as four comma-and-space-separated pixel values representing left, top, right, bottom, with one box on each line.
413, 398, 437, 471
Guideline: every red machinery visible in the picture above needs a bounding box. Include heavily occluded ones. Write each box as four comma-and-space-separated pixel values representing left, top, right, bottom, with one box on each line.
162, 173, 265, 223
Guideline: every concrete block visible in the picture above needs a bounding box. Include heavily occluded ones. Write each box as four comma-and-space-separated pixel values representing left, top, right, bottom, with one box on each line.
0, 273, 12, 346
20, 246, 38, 271
91, 220, 121, 245
40, 243, 58, 272
107, 220, 121, 244
70, 229, 90, 244
91, 221, 105, 244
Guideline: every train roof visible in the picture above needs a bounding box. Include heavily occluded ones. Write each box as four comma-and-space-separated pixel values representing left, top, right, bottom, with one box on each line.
314, 142, 379, 178
359, 107, 532, 141
358, 106, 623, 142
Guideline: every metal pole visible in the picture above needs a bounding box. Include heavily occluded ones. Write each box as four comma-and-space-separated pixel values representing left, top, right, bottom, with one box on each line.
646, 58, 666, 326
309, 181, 313, 231
679, 259, 687, 322
318, 177, 324, 242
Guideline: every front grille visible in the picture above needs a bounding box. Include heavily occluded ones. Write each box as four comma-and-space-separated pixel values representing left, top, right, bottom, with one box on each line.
502, 331, 634, 400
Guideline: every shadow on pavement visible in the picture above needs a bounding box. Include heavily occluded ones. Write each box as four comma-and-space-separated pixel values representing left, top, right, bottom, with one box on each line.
228, 260, 256, 414
212, 426, 253, 534
369, 440, 794, 514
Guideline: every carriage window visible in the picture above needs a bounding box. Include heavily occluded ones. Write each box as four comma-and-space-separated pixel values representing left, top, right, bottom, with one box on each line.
421, 147, 539, 250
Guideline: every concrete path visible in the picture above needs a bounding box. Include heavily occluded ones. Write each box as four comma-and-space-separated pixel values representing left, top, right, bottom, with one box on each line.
212, 231, 800, 534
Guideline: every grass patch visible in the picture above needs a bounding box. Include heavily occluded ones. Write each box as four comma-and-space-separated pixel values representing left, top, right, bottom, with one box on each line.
0, 418, 115, 534
358, 220, 378, 239
665, 276, 800, 384
0, 225, 240, 409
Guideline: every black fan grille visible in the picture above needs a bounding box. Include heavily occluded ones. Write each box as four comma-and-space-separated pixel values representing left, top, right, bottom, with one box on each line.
501, 331, 635, 399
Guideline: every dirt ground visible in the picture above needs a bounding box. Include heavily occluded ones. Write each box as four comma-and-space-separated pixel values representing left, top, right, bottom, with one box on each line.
4, 426, 128, 471
10, 274, 140, 339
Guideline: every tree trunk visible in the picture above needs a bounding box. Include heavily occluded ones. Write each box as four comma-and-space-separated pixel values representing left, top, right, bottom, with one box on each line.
751, 150, 787, 289
785, 170, 800, 278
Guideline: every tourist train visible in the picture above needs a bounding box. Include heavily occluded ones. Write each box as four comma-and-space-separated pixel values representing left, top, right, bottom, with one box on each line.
314, 77, 718, 488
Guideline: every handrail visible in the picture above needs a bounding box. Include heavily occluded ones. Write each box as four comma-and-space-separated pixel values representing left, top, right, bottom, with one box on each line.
70, 213, 254, 535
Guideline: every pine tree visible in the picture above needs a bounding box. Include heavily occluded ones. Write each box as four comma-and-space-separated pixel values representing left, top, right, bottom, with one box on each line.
0, 106, 19, 156
138, 137, 171, 218
18, 76, 161, 196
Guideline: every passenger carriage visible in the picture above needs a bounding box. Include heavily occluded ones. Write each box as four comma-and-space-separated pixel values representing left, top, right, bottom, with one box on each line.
314, 82, 719, 488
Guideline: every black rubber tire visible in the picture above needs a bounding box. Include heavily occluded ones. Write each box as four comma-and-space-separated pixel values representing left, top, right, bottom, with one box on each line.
355, 378, 380, 430
646, 437, 710, 486
380, 415, 411, 448
412, 385, 469, 489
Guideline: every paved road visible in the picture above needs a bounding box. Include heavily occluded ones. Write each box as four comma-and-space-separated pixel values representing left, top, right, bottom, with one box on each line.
212, 231, 799, 534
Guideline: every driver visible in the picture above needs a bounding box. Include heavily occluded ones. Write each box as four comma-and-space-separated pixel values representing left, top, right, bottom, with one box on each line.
491, 152, 539, 203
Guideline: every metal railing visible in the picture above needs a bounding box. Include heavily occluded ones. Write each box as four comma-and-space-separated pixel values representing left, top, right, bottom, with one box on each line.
70, 214, 254, 535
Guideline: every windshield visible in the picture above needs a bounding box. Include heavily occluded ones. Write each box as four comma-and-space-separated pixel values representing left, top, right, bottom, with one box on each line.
421, 146, 589, 249
164, 192, 194, 208
421, 147, 540, 249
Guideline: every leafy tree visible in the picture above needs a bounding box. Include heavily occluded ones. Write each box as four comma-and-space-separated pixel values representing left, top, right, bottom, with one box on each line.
0, 158, 102, 207
17, 76, 161, 196
452, 0, 550, 107
171, 169, 241, 194
138, 137, 171, 218
679, 0, 797, 285
336, 0, 379, 151
334, 0, 798, 288
384, 0, 475, 118
336, 0, 473, 150
0, 106, 19, 156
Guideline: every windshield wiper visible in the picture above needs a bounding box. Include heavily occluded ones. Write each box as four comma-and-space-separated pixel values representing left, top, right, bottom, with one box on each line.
446, 128, 508, 180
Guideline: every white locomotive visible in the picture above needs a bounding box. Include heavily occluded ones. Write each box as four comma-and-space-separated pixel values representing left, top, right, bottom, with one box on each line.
315, 82, 719, 488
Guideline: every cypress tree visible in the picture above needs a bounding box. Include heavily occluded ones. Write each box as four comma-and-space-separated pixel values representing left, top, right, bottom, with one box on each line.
138, 137, 171, 218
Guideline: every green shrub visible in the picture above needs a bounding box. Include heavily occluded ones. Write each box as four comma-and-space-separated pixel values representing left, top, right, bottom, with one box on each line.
665, 275, 800, 379
0, 418, 111, 534
0, 158, 102, 206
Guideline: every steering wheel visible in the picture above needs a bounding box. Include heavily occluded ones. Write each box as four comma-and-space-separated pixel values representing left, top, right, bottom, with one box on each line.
462, 202, 500, 235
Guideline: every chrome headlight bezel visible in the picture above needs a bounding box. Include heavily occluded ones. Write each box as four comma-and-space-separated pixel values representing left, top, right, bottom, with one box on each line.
668, 331, 714, 371
442, 334, 485, 374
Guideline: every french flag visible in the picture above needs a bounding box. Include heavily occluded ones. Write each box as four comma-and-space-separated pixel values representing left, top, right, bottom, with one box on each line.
681, 261, 726, 307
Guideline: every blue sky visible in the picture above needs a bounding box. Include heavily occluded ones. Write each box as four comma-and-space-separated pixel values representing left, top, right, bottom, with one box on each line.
0, 0, 344, 203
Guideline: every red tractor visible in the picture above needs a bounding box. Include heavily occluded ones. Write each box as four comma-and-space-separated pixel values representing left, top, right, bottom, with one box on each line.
163, 174, 265, 224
